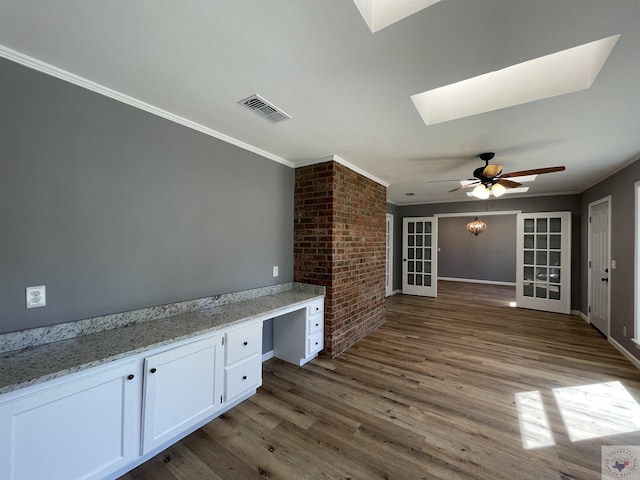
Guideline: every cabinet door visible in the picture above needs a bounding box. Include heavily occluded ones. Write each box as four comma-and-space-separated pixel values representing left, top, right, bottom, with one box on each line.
141, 335, 223, 454
0, 360, 138, 480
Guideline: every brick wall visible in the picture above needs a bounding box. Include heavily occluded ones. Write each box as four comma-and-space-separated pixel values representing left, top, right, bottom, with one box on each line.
294, 161, 386, 357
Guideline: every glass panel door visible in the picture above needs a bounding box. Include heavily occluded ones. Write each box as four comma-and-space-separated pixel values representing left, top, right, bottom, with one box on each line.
402, 217, 437, 297
517, 212, 571, 314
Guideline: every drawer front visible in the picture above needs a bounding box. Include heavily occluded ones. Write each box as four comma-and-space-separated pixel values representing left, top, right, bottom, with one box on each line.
308, 313, 323, 335
225, 322, 262, 365
308, 298, 324, 316
307, 332, 324, 356
224, 355, 262, 402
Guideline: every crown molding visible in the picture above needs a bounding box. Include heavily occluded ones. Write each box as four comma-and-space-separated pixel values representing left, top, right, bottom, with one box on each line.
0, 44, 294, 168
295, 155, 390, 187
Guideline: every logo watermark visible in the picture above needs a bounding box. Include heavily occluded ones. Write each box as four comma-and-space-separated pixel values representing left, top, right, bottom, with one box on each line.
603, 446, 640, 479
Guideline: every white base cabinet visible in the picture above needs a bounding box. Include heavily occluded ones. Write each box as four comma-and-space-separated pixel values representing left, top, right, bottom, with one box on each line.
0, 294, 322, 480
141, 335, 224, 454
0, 360, 139, 480
224, 321, 263, 402
274, 298, 324, 366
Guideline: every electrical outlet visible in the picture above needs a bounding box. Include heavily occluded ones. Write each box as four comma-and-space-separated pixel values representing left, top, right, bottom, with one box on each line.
611, 259, 617, 269
273, 266, 279, 277
26, 285, 46, 309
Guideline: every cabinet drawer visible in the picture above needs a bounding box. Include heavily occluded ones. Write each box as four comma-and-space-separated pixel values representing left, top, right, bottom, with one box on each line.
307, 332, 323, 356
308, 313, 323, 335
224, 355, 262, 402
225, 322, 262, 365
308, 298, 324, 316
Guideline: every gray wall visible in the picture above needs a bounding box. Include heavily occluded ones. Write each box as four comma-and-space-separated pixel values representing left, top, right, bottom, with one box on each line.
390, 194, 581, 309
0, 58, 294, 334
580, 158, 640, 359
437, 215, 516, 283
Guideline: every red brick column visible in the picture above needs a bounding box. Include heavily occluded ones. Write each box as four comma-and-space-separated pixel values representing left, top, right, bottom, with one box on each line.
294, 161, 386, 357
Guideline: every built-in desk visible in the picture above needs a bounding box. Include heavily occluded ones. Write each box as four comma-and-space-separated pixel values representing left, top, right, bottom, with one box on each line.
0, 282, 324, 480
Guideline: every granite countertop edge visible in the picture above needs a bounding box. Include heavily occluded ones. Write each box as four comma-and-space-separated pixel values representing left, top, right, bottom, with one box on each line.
0, 290, 323, 396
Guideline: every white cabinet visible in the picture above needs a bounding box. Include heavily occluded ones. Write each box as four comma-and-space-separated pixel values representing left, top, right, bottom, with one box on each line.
224, 321, 262, 402
141, 334, 224, 454
273, 298, 324, 366
0, 360, 139, 480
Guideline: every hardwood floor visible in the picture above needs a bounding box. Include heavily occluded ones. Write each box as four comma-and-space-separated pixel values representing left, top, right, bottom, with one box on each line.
120, 281, 640, 480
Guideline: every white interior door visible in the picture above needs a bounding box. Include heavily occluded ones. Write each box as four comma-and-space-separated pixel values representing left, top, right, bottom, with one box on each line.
516, 212, 571, 314
385, 213, 394, 297
588, 199, 610, 336
402, 217, 437, 297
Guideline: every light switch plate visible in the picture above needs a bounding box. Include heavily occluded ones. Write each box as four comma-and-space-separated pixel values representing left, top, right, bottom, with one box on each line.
26, 285, 46, 309
273, 266, 279, 277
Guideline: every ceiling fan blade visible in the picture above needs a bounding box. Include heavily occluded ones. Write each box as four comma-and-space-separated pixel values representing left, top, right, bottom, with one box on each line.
500, 166, 566, 178
497, 179, 522, 188
449, 181, 479, 193
483, 164, 502, 178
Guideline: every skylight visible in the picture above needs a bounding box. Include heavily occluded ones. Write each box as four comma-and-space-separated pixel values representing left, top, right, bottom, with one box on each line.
352, 0, 442, 33
411, 35, 620, 125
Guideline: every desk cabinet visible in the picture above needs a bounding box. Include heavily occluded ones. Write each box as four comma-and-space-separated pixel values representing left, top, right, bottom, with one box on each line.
141, 334, 224, 454
274, 298, 324, 366
224, 321, 262, 402
0, 360, 139, 480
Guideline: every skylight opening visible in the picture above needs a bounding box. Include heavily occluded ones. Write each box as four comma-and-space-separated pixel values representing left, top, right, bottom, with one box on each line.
411, 34, 620, 125
352, 0, 442, 33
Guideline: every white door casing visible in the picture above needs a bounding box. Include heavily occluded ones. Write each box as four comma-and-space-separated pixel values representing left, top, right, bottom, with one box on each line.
588, 198, 611, 336
516, 212, 571, 314
386, 213, 394, 296
402, 217, 438, 297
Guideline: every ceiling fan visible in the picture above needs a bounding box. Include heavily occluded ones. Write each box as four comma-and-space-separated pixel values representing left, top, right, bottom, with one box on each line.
449, 152, 565, 199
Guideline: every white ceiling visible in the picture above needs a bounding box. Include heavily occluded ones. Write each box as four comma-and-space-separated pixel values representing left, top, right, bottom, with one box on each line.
1, 0, 639, 205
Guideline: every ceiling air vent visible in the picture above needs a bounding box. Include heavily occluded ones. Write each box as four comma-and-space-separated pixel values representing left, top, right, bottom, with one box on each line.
238, 94, 291, 123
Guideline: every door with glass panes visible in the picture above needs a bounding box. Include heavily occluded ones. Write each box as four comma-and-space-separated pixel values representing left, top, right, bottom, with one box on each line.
516, 212, 571, 314
402, 217, 437, 297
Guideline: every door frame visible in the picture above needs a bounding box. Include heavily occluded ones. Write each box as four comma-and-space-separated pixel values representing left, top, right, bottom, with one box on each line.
588, 196, 611, 337
516, 211, 572, 314
402, 217, 438, 297
385, 213, 394, 297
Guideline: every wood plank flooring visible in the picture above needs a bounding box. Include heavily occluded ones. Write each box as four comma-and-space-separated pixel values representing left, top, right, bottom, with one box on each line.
120, 281, 640, 480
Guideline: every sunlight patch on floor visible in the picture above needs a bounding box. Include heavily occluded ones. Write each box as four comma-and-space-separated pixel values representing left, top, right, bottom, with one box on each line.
553, 381, 640, 442
515, 390, 555, 449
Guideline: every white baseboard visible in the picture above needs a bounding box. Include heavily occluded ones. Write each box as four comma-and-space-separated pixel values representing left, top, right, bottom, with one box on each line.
609, 337, 640, 371
572, 310, 589, 323
437, 277, 516, 287
262, 350, 274, 362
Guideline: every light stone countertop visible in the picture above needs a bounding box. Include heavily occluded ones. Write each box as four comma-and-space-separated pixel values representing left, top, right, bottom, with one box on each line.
0, 289, 323, 395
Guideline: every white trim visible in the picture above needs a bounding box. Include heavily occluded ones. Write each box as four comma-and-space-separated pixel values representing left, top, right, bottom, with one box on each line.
635, 181, 640, 345
0, 44, 294, 168
610, 337, 640, 371
573, 310, 589, 323
296, 155, 390, 187
262, 350, 275, 362
583, 152, 640, 192
396, 191, 580, 206
433, 210, 521, 218
587, 196, 612, 337
385, 213, 394, 297
438, 277, 516, 286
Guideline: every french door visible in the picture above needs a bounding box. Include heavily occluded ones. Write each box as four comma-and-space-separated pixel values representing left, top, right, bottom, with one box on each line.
588, 198, 610, 336
516, 212, 571, 314
402, 217, 437, 297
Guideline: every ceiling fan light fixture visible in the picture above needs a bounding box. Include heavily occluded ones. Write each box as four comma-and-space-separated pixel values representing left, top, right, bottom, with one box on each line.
467, 217, 487, 236
472, 184, 490, 199
492, 183, 507, 197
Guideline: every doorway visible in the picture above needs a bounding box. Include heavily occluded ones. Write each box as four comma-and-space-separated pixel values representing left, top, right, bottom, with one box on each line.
588, 197, 611, 336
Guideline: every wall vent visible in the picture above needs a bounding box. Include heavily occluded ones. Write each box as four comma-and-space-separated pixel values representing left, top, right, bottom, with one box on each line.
238, 94, 291, 123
